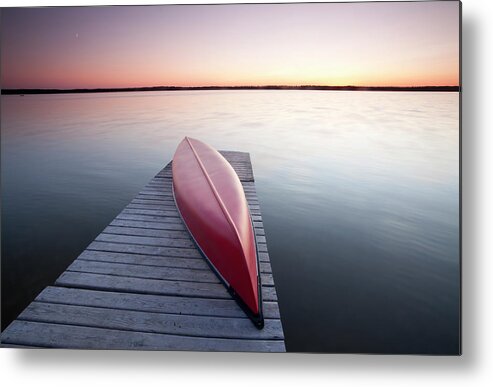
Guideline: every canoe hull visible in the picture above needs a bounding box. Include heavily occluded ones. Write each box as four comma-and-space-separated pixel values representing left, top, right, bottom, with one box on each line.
172, 137, 263, 328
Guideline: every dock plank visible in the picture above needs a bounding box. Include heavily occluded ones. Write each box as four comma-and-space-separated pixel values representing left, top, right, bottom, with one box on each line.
55, 272, 232, 299
35, 287, 281, 319
55, 272, 278, 302
67, 259, 221, 283
77, 250, 210, 270
1, 321, 284, 351
96, 233, 196, 249
17, 302, 284, 340
103, 225, 191, 239
75, 252, 274, 277
110, 219, 187, 231
87, 241, 203, 259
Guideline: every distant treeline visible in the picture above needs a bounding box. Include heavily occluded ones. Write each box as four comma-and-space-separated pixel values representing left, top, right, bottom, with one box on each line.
2, 85, 460, 95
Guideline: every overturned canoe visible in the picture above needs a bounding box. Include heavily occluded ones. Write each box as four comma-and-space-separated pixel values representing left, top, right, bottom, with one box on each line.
172, 137, 264, 328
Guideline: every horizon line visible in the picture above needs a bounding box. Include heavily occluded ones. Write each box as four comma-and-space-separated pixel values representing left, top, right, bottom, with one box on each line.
1, 84, 461, 95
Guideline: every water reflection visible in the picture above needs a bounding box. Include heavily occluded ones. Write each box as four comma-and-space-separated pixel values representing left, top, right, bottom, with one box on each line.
1, 90, 459, 353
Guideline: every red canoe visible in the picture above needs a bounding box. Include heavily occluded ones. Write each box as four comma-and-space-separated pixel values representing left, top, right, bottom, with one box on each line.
172, 137, 264, 328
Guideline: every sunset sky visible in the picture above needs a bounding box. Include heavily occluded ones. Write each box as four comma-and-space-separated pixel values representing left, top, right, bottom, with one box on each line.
1, 1, 460, 89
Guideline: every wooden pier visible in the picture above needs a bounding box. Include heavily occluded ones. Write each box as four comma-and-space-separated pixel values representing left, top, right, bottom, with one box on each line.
1, 151, 285, 351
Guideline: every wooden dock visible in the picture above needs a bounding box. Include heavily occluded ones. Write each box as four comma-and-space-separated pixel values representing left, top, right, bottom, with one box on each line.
1, 151, 285, 351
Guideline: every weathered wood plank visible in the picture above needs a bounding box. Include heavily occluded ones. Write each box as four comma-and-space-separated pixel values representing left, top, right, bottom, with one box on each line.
145, 184, 172, 191
1, 321, 285, 351
68, 259, 221, 284
260, 273, 274, 286
257, 243, 268, 252
127, 203, 179, 211
254, 228, 265, 236
259, 261, 272, 273
258, 252, 271, 263
121, 208, 181, 218
154, 174, 172, 180
103, 225, 191, 239
131, 198, 176, 205
110, 218, 186, 230
138, 190, 174, 197
135, 194, 175, 201
78, 249, 272, 274
228, 166, 252, 170
260, 286, 278, 302
155, 171, 172, 177
96, 233, 196, 249
78, 250, 210, 270
110, 216, 265, 235
55, 272, 278, 301
116, 213, 183, 223
87, 241, 203, 259
55, 272, 232, 299
81, 262, 272, 287
35, 287, 281, 319
18, 302, 284, 340
148, 178, 172, 184
255, 235, 267, 243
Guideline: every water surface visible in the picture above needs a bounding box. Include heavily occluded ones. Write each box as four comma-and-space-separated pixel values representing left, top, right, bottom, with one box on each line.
1, 90, 460, 353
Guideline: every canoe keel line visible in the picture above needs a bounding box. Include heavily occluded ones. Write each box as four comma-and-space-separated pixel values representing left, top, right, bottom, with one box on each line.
172, 137, 264, 329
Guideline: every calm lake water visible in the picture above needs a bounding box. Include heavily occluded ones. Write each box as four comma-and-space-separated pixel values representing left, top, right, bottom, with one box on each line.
1, 90, 459, 353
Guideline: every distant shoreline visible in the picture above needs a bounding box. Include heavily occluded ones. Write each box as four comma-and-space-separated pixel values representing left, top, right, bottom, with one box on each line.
2, 85, 460, 95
